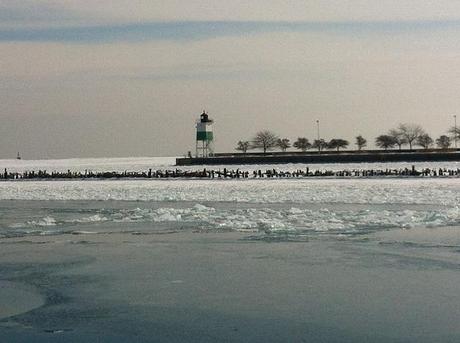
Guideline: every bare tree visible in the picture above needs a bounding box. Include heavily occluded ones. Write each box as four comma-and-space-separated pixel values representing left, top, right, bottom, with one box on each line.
235, 140, 250, 154
327, 139, 349, 151
416, 133, 433, 149
397, 123, 425, 150
251, 130, 279, 154
375, 135, 397, 150
312, 139, 327, 152
355, 135, 367, 151
436, 135, 451, 149
388, 129, 407, 150
277, 138, 291, 152
293, 137, 311, 152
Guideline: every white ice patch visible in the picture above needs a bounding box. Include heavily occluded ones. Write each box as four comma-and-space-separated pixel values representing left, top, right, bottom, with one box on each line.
9, 204, 460, 238
74, 214, 109, 223
16, 204, 460, 236
1, 179, 460, 206
26, 216, 57, 227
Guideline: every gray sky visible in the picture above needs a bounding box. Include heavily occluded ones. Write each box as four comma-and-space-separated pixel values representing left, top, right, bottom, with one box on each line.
2, 1, 460, 158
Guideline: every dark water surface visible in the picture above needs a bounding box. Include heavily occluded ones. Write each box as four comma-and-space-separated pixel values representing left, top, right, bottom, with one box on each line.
1, 199, 460, 342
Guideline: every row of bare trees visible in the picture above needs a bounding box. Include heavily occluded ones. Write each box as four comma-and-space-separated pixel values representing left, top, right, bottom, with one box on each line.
236, 131, 355, 154
375, 124, 458, 150
236, 123, 460, 154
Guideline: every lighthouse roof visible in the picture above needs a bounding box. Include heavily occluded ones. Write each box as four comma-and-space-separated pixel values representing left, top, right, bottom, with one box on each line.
200, 110, 213, 123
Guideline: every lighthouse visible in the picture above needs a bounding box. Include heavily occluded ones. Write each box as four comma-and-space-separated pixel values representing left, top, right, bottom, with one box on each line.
196, 110, 214, 157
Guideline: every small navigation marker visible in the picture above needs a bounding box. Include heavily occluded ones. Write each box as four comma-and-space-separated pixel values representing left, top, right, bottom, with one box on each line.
17, 152, 21, 160
195, 110, 214, 158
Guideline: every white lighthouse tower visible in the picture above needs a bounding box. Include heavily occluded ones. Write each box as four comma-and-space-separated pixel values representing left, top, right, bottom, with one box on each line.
196, 110, 214, 157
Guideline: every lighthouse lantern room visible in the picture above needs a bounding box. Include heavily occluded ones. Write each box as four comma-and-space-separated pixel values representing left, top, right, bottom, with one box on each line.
196, 110, 214, 157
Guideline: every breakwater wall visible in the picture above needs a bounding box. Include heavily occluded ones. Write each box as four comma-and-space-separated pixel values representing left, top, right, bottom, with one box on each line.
176, 151, 460, 166
2, 166, 460, 180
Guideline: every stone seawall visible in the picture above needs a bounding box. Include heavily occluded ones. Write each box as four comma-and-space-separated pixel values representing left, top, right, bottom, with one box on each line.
176, 151, 460, 166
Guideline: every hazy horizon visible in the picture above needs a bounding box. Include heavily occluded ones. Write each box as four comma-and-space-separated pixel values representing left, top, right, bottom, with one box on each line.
2, 1, 460, 159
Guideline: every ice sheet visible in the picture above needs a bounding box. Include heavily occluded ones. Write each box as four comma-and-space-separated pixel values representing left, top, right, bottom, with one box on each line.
1, 178, 459, 205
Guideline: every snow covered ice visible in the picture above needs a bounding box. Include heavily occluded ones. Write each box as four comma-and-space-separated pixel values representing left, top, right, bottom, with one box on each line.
1, 157, 460, 240
2, 158, 460, 342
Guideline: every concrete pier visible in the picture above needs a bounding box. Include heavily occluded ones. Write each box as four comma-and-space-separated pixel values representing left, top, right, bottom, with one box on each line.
176, 150, 460, 166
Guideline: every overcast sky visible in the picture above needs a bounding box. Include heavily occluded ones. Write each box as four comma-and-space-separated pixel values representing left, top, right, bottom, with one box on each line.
2, 1, 460, 158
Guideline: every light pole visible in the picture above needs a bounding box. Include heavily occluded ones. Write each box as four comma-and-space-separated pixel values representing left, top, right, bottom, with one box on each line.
316, 120, 320, 141
316, 120, 321, 154
455, 115, 458, 149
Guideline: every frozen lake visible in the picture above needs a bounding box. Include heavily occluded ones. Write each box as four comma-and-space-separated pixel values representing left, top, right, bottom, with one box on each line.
1, 158, 460, 342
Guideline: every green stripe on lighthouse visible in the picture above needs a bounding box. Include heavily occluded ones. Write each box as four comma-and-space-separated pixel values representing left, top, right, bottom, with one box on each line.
197, 132, 213, 141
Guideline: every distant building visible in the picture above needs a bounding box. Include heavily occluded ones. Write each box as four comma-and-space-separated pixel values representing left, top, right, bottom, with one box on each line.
196, 110, 214, 157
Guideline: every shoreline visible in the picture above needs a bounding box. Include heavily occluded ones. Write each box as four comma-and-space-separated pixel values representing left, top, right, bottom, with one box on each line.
2, 168, 460, 181
1, 175, 460, 182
